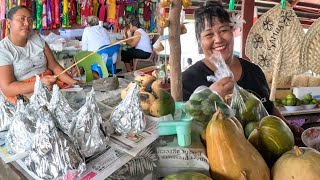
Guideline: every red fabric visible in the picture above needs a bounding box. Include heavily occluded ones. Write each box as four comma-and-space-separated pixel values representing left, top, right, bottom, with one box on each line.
143, 1, 151, 21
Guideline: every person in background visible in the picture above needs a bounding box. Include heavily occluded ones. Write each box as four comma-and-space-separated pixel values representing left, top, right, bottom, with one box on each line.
0, 6, 77, 104
121, 19, 152, 72
184, 58, 193, 70
81, 15, 111, 51
182, 1, 303, 142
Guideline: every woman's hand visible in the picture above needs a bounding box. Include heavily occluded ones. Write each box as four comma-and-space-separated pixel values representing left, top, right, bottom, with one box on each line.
126, 29, 132, 38
41, 75, 56, 90
209, 77, 234, 98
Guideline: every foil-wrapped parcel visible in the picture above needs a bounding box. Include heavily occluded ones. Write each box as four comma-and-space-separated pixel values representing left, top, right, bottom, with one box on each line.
110, 82, 146, 135
29, 75, 51, 108
25, 106, 85, 179
6, 100, 35, 153
49, 85, 75, 136
70, 89, 108, 157
0, 91, 15, 131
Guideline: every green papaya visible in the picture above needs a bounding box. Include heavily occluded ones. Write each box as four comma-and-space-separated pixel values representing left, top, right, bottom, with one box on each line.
149, 88, 175, 117
248, 115, 294, 167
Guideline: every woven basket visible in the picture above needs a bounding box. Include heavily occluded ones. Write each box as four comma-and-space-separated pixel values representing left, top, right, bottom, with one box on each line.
300, 17, 320, 74
245, 3, 305, 100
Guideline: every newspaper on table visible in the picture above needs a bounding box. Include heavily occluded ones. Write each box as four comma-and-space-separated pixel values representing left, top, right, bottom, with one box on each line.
0, 131, 28, 163
13, 118, 159, 180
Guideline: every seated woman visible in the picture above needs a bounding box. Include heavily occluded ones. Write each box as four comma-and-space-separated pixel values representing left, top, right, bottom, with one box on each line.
0, 6, 77, 104
121, 19, 152, 72
81, 15, 111, 51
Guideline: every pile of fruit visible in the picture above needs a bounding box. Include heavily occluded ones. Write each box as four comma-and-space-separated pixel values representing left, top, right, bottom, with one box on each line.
274, 93, 318, 107
121, 74, 175, 117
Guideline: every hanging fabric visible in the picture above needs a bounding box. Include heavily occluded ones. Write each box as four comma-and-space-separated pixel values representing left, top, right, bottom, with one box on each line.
98, 0, 106, 21
92, 0, 99, 16
42, 0, 48, 29
69, 0, 77, 25
62, 0, 70, 27
81, 0, 92, 26
35, 0, 42, 29
0, 0, 5, 20
46, 0, 52, 28
76, 1, 81, 25
107, 0, 116, 23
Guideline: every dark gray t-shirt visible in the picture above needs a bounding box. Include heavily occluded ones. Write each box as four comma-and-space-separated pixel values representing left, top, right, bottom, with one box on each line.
0, 34, 47, 81
182, 58, 274, 115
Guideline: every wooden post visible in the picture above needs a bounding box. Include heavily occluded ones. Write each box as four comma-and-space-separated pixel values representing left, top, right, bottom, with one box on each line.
241, 0, 254, 59
168, 0, 183, 101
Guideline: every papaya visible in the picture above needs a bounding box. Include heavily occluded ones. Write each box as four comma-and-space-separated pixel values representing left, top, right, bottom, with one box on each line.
248, 115, 294, 167
206, 110, 270, 180
139, 92, 155, 112
163, 172, 212, 180
134, 74, 155, 87
272, 146, 320, 180
151, 80, 162, 98
149, 89, 175, 117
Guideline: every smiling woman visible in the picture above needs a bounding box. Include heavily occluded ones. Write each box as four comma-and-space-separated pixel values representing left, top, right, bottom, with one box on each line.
0, 6, 77, 104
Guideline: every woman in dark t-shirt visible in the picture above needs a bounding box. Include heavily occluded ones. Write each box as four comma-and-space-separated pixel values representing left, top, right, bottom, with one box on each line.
183, 1, 303, 140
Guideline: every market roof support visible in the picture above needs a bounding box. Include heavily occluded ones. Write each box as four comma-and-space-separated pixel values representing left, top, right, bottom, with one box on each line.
169, 0, 183, 101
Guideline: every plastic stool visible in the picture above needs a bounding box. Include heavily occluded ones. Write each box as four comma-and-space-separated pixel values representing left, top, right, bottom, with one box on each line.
158, 102, 192, 146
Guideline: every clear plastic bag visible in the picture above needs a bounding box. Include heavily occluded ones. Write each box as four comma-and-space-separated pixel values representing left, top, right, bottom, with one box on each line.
207, 53, 269, 136
184, 86, 234, 123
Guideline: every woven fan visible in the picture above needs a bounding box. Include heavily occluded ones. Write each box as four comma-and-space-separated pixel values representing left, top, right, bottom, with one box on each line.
245, 3, 306, 101
300, 17, 320, 75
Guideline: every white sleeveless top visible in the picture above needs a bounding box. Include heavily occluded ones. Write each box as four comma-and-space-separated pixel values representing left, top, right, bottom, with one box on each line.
135, 28, 152, 53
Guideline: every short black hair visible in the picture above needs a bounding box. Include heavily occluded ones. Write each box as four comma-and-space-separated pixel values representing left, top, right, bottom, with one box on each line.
130, 19, 141, 28
7, 5, 31, 20
194, 1, 231, 44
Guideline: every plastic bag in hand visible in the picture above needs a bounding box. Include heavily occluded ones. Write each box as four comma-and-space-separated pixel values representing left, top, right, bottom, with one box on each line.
184, 86, 234, 123
230, 85, 269, 131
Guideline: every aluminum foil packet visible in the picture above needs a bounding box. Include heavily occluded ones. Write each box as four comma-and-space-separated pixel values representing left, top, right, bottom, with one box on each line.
70, 89, 108, 157
110, 82, 146, 135
6, 100, 35, 153
49, 85, 75, 135
30, 75, 51, 108
25, 106, 85, 180
0, 91, 16, 131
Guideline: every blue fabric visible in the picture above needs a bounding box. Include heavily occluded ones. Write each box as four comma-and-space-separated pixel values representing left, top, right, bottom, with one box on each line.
97, 44, 121, 75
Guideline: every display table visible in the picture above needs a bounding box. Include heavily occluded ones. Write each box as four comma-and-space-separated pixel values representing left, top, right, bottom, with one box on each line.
279, 107, 320, 123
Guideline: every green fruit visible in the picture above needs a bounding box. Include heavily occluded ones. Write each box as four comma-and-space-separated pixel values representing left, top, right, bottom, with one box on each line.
208, 93, 223, 103
303, 99, 310, 105
248, 115, 294, 167
304, 93, 313, 101
163, 172, 212, 180
311, 99, 318, 104
286, 98, 296, 106
286, 93, 296, 99
281, 98, 287, 106
295, 98, 302, 106
149, 89, 175, 117
190, 88, 213, 101
245, 122, 258, 138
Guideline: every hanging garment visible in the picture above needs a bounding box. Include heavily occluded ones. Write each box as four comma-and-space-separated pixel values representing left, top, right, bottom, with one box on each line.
81, 0, 92, 26
76, 2, 81, 25
46, 0, 52, 28
143, 0, 151, 21
0, 0, 5, 20
35, 0, 42, 29
107, 0, 116, 21
92, 0, 99, 16
98, 0, 106, 21
62, 0, 70, 27
42, 0, 47, 29
69, 0, 77, 25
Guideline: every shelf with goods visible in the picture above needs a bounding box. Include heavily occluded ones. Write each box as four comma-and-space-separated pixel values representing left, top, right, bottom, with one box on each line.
0, 0, 159, 40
